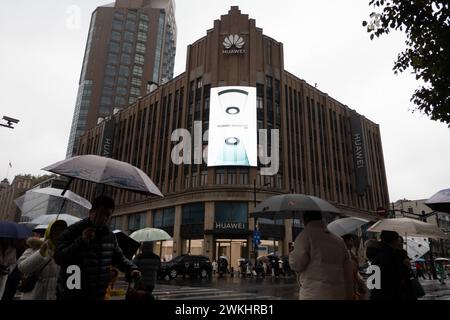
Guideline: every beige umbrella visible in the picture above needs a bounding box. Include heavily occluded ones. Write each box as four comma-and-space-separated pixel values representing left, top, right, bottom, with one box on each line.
367, 218, 450, 239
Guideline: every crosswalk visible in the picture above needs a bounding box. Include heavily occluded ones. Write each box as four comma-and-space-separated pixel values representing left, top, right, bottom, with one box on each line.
113, 283, 285, 300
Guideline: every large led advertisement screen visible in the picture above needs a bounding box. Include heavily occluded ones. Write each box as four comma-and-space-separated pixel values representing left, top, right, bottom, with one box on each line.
207, 86, 257, 167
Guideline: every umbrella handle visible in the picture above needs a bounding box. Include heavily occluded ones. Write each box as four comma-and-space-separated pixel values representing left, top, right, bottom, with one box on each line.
57, 178, 74, 219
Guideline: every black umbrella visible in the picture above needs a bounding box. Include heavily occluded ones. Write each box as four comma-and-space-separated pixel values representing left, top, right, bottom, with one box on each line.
425, 188, 450, 213
251, 193, 341, 220
112, 230, 140, 260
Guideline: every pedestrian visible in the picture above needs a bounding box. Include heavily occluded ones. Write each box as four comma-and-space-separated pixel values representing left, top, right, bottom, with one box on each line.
0, 238, 17, 299
132, 242, 161, 297
1, 238, 26, 300
289, 211, 353, 300
54, 196, 141, 300
396, 236, 416, 300
17, 220, 68, 300
369, 230, 404, 300
364, 238, 380, 264
436, 262, 447, 284
212, 260, 218, 275
415, 261, 426, 280
342, 234, 367, 300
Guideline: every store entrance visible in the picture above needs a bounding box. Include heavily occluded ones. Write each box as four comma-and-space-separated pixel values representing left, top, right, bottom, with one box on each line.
215, 239, 248, 270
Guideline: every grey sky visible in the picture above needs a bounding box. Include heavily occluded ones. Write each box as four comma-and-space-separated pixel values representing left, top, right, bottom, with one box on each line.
0, 0, 448, 203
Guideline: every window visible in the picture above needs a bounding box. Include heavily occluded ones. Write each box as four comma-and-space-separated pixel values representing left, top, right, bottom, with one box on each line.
140, 14, 149, 22
130, 86, 140, 96
111, 31, 121, 42
122, 42, 132, 54
136, 43, 146, 54
124, 31, 134, 42
131, 77, 142, 87
228, 170, 237, 184
128, 213, 146, 233
102, 86, 113, 96
105, 65, 117, 76
129, 97, 137, 104
215, 169, 224, 184
215, 202, 247, 222
197, 78, 203, 89
125, 21, 136, 31
117, 77, 128, 86
108, 42, 120, 53
107, 53, 119, 65
137, 32, 147, 42
114, 11, 125, 20
127, 11, 137, 21
119, 65, 130, 77
153, 207, 175, 227
121, 54, 131, 65
101, 96, 112, 105
133, 65, 143, 77
116, 86, 127, 95
104, 76, 114, 87
134, 54, 145, 65
115, 96, 126, 106
138, 21, 149, 32
182, 203, 205, 224
112, 19, 123, 31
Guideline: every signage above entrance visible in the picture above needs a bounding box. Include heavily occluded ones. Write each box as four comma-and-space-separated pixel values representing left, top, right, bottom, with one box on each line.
223, 34, 246, 54
214, 221, 248, 233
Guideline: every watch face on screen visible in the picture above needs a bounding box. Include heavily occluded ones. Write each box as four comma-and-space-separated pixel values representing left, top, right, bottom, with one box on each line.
207, 86, 257, 167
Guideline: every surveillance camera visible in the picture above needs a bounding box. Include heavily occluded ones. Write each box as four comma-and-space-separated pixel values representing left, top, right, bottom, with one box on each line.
3, 116, 19, 124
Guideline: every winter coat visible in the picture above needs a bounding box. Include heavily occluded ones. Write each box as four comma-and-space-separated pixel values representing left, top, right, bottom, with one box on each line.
17, 238, 59, 300
132, 252, 160, 290
54, 218, 138, 300
0, 243, 17, 298
289, 220, 353, 300
369, 242, 403, 300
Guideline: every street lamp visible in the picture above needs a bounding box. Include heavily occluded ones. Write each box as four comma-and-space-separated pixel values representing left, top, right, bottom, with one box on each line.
253, 178, 271, 269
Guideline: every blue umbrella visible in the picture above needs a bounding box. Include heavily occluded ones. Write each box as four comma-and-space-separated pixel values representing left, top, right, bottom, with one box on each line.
0, 221, 32, 239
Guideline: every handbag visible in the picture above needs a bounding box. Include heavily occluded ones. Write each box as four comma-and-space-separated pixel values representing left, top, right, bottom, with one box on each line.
17, 258, 52, 293
410, 277, 425, 298
125, 279, 153, 301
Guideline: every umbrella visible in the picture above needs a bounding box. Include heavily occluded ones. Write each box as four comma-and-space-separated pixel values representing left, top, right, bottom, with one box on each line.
367, 217, 450, 239
425, 188, 450, 213
42, 155, 163, 197
251, 193, 340, 220
435, 258, 449, 262
327, 217, 370, 237
30, 214, 81, 226
219, 255, 229, 261
129, 228, 171, 242
112, 230, 140, 260
404, 237, 430, 261
15, 187, 91, 220
0, 221, 32, 239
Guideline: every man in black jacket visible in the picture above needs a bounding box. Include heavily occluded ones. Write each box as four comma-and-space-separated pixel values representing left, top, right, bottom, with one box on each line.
54, 196, 141, 300
370, 231, 403, 300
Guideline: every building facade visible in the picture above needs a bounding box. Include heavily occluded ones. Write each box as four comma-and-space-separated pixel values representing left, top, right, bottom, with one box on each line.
0, 176, 40, 221
67, 0, 177, 158
74, 7, 390, 268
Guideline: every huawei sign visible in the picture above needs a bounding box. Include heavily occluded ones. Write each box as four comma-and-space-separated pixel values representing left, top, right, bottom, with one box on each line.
223, 34, 246, 54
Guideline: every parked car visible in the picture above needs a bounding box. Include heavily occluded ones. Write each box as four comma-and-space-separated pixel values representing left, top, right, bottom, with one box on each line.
159, 254, 212, 280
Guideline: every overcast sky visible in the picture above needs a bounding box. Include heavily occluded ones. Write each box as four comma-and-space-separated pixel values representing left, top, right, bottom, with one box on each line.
0, 0, 449, 202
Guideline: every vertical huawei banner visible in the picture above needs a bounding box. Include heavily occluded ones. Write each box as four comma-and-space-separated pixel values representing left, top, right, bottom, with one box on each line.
207, 86, 257, 167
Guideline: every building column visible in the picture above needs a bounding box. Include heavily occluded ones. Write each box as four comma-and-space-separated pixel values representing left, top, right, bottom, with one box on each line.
204, 202, 215, 260
145, 209, 153, 227
172, 205, 182, 257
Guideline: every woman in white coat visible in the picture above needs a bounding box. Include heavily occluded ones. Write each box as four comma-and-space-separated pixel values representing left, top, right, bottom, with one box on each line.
17, 220, 67, 300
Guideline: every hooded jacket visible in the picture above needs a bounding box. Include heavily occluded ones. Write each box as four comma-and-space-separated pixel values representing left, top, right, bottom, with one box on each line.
54, 218, 137, 300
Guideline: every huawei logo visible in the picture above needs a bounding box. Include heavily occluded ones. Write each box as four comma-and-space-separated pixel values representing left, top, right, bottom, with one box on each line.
223, 34, 245, 49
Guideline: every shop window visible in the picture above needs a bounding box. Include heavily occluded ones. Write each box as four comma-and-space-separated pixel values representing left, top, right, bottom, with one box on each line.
215, 202, 247, 222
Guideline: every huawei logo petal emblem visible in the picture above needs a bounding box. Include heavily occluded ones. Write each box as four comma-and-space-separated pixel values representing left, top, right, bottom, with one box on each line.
223, 34, 245, 49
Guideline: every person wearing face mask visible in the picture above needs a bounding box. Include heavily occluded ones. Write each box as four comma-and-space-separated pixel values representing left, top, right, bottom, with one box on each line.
54, 196, 141, 300
17, 220, 68, 300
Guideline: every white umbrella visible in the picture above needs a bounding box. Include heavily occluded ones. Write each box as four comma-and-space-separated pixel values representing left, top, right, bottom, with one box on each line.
129, 227, 171, 242
404, 237, 430, 261
367, 217, 450, 239
15, 187, 91, 220
327, 217, 370, 236
219, 255, 229, 261
30, 214, 81, 226
42, 155, 163, 197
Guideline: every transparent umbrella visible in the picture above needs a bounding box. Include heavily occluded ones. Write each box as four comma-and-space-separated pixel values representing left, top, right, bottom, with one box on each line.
15, 187, 91, 220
